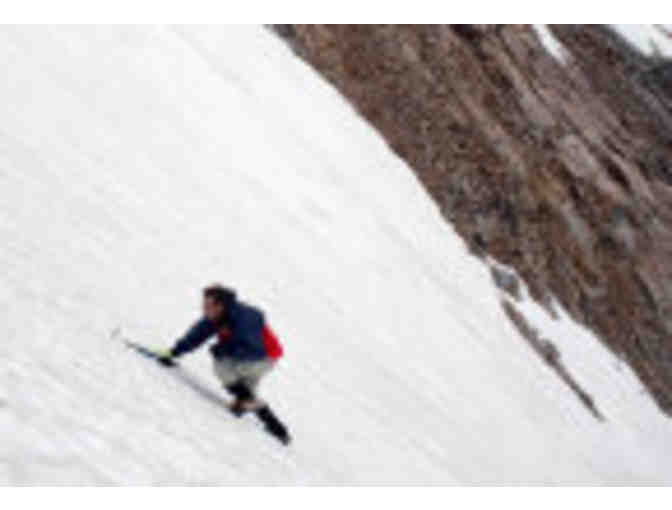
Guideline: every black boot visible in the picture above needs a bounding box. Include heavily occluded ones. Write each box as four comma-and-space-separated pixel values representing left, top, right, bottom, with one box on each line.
255, 405, 291, 445
226, 381, 255, 417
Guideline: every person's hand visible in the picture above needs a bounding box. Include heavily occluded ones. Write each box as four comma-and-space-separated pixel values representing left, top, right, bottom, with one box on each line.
155, 349, 177, 367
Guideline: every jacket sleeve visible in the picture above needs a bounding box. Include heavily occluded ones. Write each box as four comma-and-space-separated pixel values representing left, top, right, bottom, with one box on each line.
170, 317, 217, 357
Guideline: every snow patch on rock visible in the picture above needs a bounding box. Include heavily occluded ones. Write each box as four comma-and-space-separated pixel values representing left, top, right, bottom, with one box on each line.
533, 24, 569, 63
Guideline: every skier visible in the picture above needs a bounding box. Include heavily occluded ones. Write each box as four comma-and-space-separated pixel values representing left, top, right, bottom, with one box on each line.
156, 284, 290, 444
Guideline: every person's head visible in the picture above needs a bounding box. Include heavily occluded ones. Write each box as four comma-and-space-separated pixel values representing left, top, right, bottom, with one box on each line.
202, 284, 236, 322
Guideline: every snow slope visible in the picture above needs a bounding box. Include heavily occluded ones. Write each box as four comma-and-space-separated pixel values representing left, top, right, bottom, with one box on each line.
0, 25, 671, 485
533, 25, 672, 63
611, 24, 672, 57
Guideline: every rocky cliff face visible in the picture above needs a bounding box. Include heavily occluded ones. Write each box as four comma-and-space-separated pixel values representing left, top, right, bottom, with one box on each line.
272, 24, 672, 415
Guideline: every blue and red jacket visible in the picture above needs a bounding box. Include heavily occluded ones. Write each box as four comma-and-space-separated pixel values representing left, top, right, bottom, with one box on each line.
171, 300, 283, 362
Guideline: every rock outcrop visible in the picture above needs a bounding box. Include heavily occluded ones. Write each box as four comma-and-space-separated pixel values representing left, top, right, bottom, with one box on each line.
272, 24, 672, 415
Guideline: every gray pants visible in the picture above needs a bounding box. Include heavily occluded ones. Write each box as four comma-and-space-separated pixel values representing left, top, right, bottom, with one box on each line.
213, 357, 276, 393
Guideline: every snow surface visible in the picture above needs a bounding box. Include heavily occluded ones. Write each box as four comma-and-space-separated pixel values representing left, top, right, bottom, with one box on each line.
611, 24, 672, 57
0, 25, 671, 485
535, 25, 672, 63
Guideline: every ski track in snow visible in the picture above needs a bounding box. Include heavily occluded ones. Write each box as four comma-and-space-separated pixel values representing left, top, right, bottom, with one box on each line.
0, 25, 671, 485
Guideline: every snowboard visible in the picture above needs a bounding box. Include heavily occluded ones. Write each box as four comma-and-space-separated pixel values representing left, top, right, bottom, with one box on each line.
123, 340, 291, 445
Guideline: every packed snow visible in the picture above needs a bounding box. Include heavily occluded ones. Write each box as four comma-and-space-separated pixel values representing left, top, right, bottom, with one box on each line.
611, 24, 672, 57
1, 25, 671, 485
534, 25, 672, 63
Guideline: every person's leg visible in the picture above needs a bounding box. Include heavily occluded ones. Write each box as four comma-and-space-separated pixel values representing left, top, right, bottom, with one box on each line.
216, 359, 289, 442
212, 357, 240, 389
235, 359, 276, 394
225, 359, 276, 415
232, 360, 289, 443
212, 358, 255, 415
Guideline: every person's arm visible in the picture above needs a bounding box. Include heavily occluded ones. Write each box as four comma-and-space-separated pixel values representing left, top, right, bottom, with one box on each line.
170, 317, 217, 357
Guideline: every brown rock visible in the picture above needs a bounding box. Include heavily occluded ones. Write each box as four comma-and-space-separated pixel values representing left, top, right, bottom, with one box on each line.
272, 24, 672, 415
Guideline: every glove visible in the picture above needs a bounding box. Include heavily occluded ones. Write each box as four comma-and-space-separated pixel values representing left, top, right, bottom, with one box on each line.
155, 348, 177, 367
